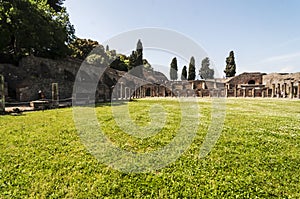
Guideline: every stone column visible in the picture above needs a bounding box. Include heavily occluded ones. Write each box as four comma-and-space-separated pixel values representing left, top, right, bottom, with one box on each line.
139, 86, 141, 98
252, 88, 255, 98
225, 87, 228, 98
297, 81, 300, 99
284, 83, 287, 94
0, 75, 5, 113
162, 86, 166, 97
234, 85, 238, 97
243, 88, 246, 98
129, 88, 132, 100
277, 83, 281, 98
290, 82, 294, 99
120, 83, 123, 99
214, 80, 217, 89
52, 83, 59, 107
124, 87, 128, 99
272, 84, 276, 97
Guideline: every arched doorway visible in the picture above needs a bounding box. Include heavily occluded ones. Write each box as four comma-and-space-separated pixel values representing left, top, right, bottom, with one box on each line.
248, 80, 255, 84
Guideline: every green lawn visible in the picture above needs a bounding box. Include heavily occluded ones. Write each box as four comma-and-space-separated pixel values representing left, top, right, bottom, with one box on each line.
1, 98, 300, 198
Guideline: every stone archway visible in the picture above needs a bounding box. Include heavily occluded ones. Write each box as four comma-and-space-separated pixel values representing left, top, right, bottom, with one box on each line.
248, 80, 255, 84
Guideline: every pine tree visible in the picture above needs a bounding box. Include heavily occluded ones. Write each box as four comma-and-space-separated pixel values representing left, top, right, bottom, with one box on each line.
181, 65, 187, 80
224, 51, 236, 77
170, 57, 178, 80
199, 57, 214, 79
188, 56, 196, 80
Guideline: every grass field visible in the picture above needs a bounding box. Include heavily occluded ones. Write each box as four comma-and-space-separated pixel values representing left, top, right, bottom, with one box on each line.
1, 98, 300, 198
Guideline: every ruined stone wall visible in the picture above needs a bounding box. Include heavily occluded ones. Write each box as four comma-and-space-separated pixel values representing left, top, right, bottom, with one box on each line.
227, 72, 265, 87
263, 73, 300, 87
1, 56, 170, 102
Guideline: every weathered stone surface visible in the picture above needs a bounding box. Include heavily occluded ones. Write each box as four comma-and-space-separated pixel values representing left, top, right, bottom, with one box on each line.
226, 72, 266, 88
0, 56, 169, 102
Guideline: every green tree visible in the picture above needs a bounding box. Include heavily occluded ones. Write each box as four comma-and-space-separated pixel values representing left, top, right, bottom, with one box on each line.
199, 57, 214, 79
109, 56, 128, 71
188, 56, 196, 80
128, 50, 137, 70
127, 40, 144, 78
143, 59, 153, 71
46, 0, 65, 12
0, 0, 75, 62
69, 38, 101, 60
169, 57, 178, 80
181, 65, 187, 80
224, 51, 236, 77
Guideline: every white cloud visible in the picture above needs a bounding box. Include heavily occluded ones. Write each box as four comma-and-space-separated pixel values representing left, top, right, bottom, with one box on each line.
262, 52, 300, 63
279, 66, 296, 73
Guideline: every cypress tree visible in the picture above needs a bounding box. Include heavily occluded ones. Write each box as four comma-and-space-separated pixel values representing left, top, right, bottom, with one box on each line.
188, 56, 196, 80
181, 65, 187, 80
224, 51, 236, 77
170, 57, 178, 80
136, 39, 143, 67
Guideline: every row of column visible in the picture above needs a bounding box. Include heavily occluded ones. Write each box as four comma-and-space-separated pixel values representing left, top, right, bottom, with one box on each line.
116, 83, 146, 100
271, 82, 300, 98
115, 84, 170, 99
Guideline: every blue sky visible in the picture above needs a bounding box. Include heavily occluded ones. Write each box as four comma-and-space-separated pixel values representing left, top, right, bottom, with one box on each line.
65, 0, 300, 78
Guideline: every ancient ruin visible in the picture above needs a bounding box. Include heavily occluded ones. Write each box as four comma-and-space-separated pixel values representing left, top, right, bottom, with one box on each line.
0, 56, 299, 112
